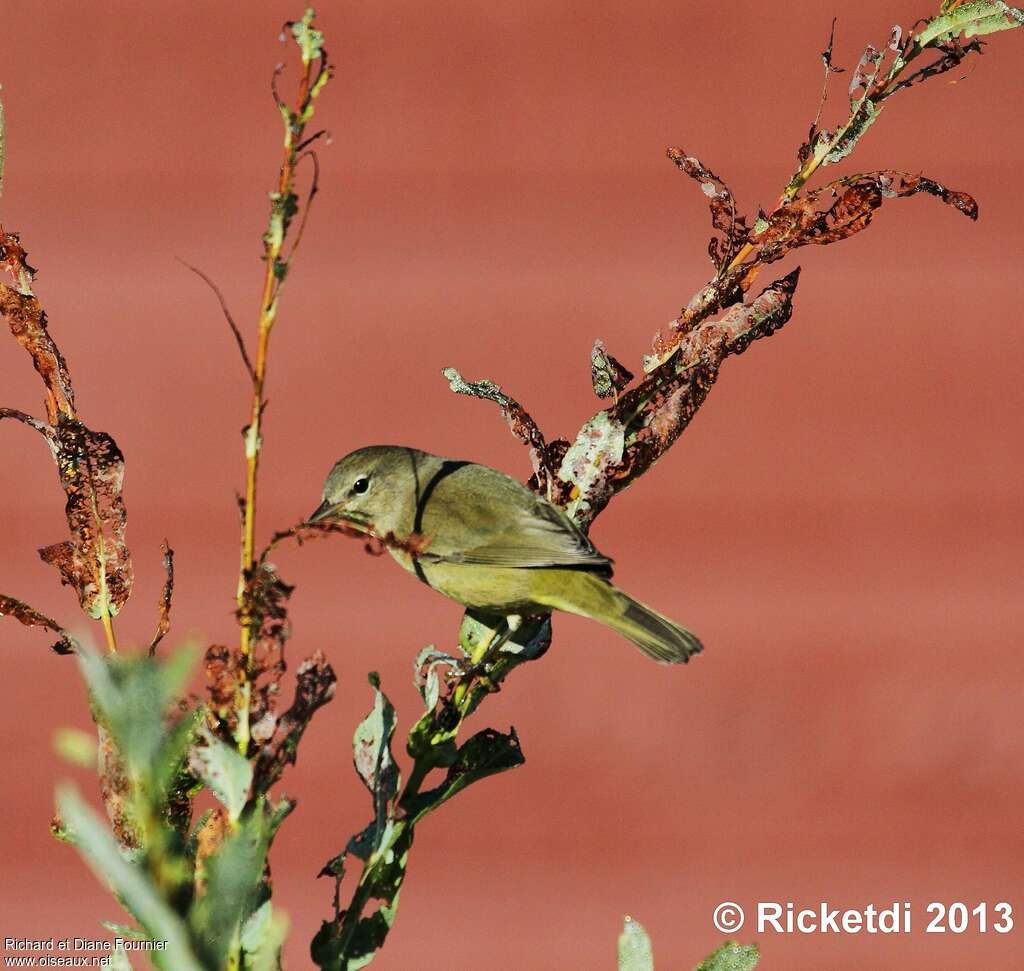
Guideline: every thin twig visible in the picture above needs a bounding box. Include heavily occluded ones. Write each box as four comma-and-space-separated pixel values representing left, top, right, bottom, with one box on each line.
177, 258, 255, 382
285, 149, 322, 263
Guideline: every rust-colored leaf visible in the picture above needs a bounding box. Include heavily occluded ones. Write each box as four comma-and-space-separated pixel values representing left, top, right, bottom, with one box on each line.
253, 650, 337, 794
265, 521, 432, 561
0, 229, 75, 423
0, 406, 54, 440
0, 592, 76, 654
37, 416, 133, 619
205, 643, 238, 724
97, 722, 141, 850
1, 234, 133, 623
149, 542, 175, 656
239, 562, 294, 746
666, 147, 750, 271
193, 807, 230, 899
596, 270, 800, 523
442, 367, 557, 497
756, 170, 978, 267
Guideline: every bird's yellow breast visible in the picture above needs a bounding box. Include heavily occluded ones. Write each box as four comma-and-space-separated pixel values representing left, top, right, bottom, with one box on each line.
389, 547, 543, 614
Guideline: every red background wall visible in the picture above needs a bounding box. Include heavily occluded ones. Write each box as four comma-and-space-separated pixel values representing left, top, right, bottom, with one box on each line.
1, 3, 1021, 969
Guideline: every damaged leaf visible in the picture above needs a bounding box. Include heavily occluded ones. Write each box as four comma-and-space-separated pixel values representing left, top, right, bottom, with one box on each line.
149, 541, 175, 655
253, 649, 336, 794
38, 416, 133, 620
414, 727, 524, 820
413, 645, 460, 712
558, 410, 626, 522
0, 230, 75, 421
189, 725, 253, 822
589, 271, 800, 523
353, 673, 400, 813
666, 148, 750, 271
442, 366, 556, 496
591, 339, 635, 399
0, 592, 77, 654
237, 559, 293, 747
919, 1, 1022, 46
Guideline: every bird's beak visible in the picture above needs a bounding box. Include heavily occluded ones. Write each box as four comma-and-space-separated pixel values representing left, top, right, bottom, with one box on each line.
307, 499, 339, 524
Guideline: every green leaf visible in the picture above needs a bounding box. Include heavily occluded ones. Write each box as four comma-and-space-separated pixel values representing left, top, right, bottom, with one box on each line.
241, 899, 289, 971
558, 410, 625, 520
353, 674, 399, 797
824, 101, 882, 166
413, 646, 459, 711
107, 949, 136, 971
77, 643, 195, 777
188, 800, 273, 968
189, 725, 253, 822
918, 1, 1022, 46
100, 922, 146, 939
409, 727, 524, 822
311, 823, 413, 971
618, 916, 654, 971
56, 786, 204, 971
456, 612, 493, 659
53, 727, 97, 768
693, 941, 760, 971
290, 8, 325, 65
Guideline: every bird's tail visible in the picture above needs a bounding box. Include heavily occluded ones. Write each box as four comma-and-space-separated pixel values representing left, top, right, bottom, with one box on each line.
533, 571, 703, 664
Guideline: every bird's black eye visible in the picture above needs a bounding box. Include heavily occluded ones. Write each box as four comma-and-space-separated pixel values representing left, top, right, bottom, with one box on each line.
352, 476, 370, 495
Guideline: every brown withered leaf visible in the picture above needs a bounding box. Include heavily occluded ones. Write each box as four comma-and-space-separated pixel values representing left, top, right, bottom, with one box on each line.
442, 367, 557, 497
0, 406, 55, 441
264, 521, 433, 562
193, 807, 231, 898
849, 42, 884, 106
253, 650, 337, 794
97, 722, 141, 850
149, 542, 175, 656
590, 339, 634, 399
757, 170, 977, 266
666, 147, 750, 271
881, 35, 984, 102
601, 270, 800, 517
239, 562, 294, 745
38, 415, 133, 619
0, 230, 75, 423
0, 592, 77, 654
205, 644, 238, 724
645, 259, 751, 366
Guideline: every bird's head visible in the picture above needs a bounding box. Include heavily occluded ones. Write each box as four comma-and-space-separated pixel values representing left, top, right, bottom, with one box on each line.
308, 445, 421, 536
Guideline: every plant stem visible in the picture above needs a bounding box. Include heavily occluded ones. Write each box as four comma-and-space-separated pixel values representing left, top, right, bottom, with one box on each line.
724, 30, 932, 279
234, 13, 327, 753
99, 610, 118, 654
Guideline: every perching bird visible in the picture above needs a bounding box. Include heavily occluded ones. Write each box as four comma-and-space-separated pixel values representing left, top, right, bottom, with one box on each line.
309, 445, 702, 664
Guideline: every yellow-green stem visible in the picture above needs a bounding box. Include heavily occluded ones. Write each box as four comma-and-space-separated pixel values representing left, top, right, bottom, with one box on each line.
234, 43, 318, 755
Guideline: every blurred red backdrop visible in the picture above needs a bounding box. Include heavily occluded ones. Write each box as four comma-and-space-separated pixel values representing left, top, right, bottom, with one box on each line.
1, 3, 1021, 969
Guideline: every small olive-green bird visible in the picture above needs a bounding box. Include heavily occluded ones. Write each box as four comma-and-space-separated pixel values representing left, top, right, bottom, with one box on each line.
309, 445, 702, 664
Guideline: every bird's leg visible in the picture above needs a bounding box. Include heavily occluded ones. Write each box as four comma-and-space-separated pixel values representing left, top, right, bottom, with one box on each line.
456, 615, 519, 701
470, 618, 512, 668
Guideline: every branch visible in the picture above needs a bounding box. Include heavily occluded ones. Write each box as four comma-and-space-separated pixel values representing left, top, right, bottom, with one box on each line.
0, 230, 131, 652
0, 593, 77, 654
177, 259, 255, 381
234, 9, 333, 756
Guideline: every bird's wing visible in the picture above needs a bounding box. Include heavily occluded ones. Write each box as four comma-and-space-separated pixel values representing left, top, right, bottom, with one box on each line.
418, 463, 614, 574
